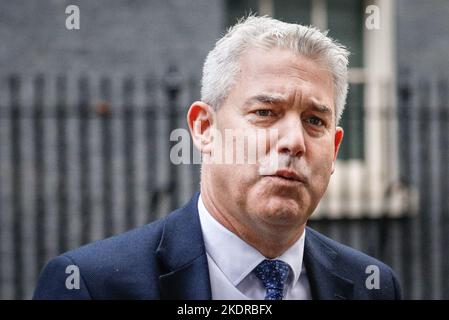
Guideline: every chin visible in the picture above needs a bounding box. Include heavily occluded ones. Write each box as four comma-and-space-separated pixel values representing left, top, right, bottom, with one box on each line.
251, 196, 308, 227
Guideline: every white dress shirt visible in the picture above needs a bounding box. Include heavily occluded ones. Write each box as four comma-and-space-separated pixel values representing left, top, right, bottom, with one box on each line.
197, 194, 312, 300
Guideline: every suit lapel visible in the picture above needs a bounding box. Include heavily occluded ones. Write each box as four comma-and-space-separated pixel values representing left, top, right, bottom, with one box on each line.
156, 192, 212, 300
303, 228, 354, 300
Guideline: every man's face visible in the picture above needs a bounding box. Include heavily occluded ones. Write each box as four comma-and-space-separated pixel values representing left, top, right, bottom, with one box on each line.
204, 47, 343, 234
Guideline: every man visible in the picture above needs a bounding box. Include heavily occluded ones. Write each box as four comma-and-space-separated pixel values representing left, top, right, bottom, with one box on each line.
34, 16, 402, 300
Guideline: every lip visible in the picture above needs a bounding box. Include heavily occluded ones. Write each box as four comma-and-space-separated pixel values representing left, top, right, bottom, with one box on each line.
272, 169, 306, 183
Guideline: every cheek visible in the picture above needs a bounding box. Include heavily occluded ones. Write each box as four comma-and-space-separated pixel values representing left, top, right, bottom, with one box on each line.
307, 142, 335, 181
211, 163, 258, 195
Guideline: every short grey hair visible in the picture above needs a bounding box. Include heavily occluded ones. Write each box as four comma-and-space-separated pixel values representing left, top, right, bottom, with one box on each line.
201, 15, 350, 124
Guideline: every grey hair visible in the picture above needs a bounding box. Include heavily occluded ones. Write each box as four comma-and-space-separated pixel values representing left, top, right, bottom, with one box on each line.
201, 15, 350, 124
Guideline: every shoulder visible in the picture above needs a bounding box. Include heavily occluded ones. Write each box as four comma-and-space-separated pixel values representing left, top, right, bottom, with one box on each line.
306, 227, 387, 267
65, 218, 166, 266
305, 227, 402, 299
33, 193, 202, 299
33, 218, 167, 299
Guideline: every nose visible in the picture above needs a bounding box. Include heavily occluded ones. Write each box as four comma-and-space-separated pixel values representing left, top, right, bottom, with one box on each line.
276, 114, 306, 157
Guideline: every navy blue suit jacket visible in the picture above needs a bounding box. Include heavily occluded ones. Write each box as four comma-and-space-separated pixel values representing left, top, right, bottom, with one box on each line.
33, 193, 402, 300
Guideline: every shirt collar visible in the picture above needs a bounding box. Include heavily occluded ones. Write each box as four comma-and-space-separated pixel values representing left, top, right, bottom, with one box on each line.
197, 193, 306, 287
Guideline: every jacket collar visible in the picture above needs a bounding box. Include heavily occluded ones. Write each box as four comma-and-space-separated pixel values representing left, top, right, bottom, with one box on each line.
303, 227, 354, 300
156, 192, 212, 299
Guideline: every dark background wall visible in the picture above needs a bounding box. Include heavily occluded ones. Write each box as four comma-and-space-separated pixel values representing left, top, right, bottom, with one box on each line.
0, 0, 223, 77
396, 0, 449, 78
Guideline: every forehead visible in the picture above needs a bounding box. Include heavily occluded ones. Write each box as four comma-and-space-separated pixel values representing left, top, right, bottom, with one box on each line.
234, 47, 334, 110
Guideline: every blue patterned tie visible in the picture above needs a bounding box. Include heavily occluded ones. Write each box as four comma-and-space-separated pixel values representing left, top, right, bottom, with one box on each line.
254, 259, 290, 300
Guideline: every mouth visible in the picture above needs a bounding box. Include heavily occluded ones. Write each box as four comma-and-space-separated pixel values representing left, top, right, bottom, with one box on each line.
267, 169, 306, 184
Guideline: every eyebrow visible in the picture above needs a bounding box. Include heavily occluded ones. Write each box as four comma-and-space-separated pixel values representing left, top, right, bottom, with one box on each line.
244, 94, 332, 116
243, 94, 288, 108
309, 102, 332, 116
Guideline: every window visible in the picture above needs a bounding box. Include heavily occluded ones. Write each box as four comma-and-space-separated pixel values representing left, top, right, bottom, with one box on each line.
274, 0, 311, 25
225, 0, 259, 27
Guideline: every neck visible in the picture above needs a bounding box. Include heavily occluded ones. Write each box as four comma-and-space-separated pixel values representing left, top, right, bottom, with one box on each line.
200, 175, 305, 258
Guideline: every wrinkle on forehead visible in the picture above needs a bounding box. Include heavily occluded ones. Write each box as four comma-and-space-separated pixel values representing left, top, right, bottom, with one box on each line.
240, 47, 331, 78
235, 48, 335, 114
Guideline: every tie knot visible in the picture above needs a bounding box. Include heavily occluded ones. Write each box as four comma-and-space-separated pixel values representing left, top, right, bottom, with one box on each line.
254, 259, 290, 300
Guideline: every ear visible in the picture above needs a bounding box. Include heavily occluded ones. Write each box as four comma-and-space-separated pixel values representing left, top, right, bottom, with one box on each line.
187, 101, 215, 155
331, 126, 344, 174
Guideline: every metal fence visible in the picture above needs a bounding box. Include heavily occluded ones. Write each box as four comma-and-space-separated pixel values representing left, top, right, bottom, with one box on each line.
0, 73, 448, 299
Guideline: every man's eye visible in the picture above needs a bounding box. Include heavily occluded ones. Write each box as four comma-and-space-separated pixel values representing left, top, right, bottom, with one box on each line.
255, 110, 274, 117
306, 116, 324, 126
